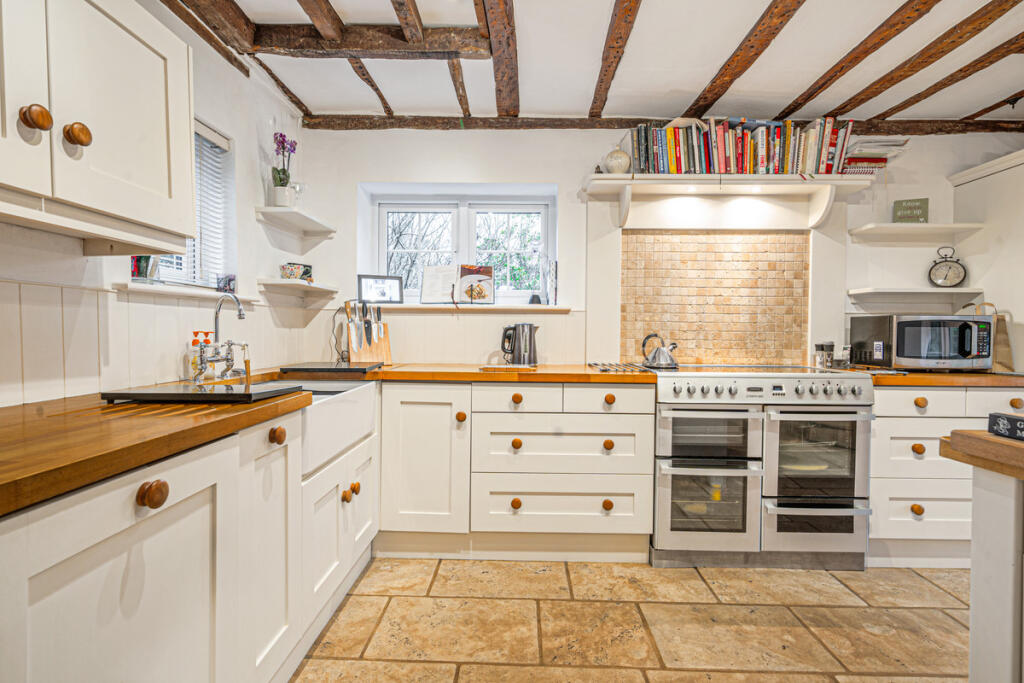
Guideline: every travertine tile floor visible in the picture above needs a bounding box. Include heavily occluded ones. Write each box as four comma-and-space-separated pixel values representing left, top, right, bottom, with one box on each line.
291, 559, 970, 682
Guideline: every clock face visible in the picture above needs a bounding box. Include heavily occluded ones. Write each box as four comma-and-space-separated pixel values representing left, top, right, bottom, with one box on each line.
929, 259, 967, 287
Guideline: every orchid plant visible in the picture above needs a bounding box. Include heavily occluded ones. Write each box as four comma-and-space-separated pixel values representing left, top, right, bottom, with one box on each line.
272, 132, 297, 187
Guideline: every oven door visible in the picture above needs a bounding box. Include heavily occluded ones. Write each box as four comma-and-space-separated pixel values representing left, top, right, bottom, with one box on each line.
761, 498, 870, 553
656, 405, 764, 459
654, 458, 763, 552
763, 407, 871, 498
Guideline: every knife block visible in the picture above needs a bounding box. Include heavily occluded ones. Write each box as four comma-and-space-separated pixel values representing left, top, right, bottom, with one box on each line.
348, 321, 392, 365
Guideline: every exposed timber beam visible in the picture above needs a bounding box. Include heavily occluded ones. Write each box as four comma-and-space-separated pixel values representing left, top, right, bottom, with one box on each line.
844, 118, 1024, 134
827, 0, 1021, 117
448, 59, 472, 117
775, 0, 943, 119
296, 0, 345, 40
482, 0, 519, 116
348, 58, 394, 117
473, 0, 489, 38
682, 0, 806, 118
253, 57, 312, 116
391, 0, 425, 43
874, 32, 1024, 119
962, 88, 1024, 119
589, 0, 643, 118
251, 24, 490, 59
178, 0, 254, 53
156, 0, 249, 76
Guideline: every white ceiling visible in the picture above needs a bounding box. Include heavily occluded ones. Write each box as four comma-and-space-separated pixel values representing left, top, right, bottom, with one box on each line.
241, 0, 1024, 121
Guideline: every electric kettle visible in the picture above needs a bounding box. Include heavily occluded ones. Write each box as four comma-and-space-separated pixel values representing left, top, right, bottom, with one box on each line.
641, 333, 678, 369
502, 323, 539, 366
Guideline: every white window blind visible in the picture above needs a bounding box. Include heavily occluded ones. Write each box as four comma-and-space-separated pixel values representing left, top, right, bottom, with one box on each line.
157, 132, 230, 287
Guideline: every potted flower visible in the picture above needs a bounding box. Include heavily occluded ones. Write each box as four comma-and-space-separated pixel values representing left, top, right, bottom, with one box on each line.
270, 132, 298, 207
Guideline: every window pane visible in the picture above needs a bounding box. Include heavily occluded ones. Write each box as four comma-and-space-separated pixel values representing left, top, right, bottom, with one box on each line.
477, 251, 508, 289
476, 211, 542, 252
510, 251, 541, 291
387, 250, 453, 291
387, 211, 453, 251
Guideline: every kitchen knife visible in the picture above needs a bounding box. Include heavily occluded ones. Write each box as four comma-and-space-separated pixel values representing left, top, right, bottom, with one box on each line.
361, 302, 373, 346
344, 300, 361, 351
376, 305, 383, 341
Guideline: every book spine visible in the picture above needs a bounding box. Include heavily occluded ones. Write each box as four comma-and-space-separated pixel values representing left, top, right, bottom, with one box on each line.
773, 126, 782, 174
824, 120, 839, 173
756, 127, 767, 174
743, 130, 751, 173
702, 130, 711, 173
782, 120, 792, 174
818, 117, 834, 173
837, 120, 854, 172
716, 123, 726, 173
660, 129, 669, 173
674, 128, 683, 173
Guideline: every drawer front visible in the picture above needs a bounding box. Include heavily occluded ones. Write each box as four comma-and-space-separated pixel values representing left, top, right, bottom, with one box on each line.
472, 383, 563, 413
472, 413, 654, 475
563, 384, 655, 414
871, 417, 982, 479
874, 387, 966, 417
966, 387, 1024, 417
470, 473, 653, 534
869, 477, 972, 541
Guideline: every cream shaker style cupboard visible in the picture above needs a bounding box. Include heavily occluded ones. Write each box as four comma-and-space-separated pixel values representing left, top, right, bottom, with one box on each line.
0, 0, 194, 255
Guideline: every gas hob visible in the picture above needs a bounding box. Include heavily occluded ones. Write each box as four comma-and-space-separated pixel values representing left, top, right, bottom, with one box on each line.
655, 365, 874, 406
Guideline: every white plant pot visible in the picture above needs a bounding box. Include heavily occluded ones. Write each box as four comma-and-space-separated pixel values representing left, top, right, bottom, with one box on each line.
270, 186, 295, 207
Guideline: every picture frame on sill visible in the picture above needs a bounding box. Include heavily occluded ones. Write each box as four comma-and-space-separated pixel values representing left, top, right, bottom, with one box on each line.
357, 274, 404, 304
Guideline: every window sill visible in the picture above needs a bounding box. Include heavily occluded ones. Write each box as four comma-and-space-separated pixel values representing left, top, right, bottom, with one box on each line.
112, 281, 259, 303
377, 303, 572, 314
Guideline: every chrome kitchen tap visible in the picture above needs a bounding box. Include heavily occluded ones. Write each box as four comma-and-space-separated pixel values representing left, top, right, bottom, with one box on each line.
191, 294, 250, 384
214, 293, 245, 343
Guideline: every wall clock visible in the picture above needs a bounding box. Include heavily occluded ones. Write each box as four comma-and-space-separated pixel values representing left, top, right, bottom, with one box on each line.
928, 246, 967, 288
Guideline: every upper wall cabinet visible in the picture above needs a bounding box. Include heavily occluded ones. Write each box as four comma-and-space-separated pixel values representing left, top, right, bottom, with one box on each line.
0, 0, 194, 255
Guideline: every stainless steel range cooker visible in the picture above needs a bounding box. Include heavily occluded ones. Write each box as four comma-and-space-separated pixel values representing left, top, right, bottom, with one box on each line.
650, 365, 875, 570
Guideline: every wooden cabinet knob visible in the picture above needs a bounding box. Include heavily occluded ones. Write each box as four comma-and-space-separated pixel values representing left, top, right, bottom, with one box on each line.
269, 426, 287, 444
136, 480, 169, 509
19, 104, 53, 131
910, 503, 924, 516
62, 122, 92, 146
913, 396, 928, 409
911, 443, 926, 455
1011, 398, 1024, 410
341, 489, 352, 503
455, 411, 467, 423
510, 497, 522, 510
603, 439, 615, 451
511, 392, 523, 405
511, 437, 523, 450
604, 393, 616, 405
602, 499, 614, 511
350, 482, 361, 495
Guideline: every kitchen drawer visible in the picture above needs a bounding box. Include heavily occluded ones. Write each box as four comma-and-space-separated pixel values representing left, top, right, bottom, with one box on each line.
869, 477, 972, 541
873, 387, 966, 418
471, 413, 654, 475
871, 417, 982, 479
472, 383, 562, 413
563, 384, 655, 414
966, 387, 1024, 417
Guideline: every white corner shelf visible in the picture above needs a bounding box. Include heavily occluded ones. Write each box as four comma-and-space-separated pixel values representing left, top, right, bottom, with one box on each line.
847, 287, 983, 309
112, 281, 259, 303
254, 207, 336, 239
257, 278, 338, 305
849, 222, 984, 244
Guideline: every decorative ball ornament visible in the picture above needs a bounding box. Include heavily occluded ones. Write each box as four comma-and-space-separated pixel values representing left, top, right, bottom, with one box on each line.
601, 144, 631, 174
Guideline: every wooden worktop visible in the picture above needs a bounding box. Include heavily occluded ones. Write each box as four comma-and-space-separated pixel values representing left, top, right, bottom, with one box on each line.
941, 430, 1024, 480
868, 372, 1024, 388
365, 363, 657, 384
0, 391, 311, 518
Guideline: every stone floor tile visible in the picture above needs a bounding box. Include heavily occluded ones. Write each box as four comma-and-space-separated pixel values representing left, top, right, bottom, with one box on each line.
540, 600, 660, 667
830, 569, 965, 608
351, 558, 438, 596
944, 608, 970, 628
646, 673, 833, 682
363, 597, 538, 663
640, 603, 842, 672
794, 606, 969, 675
914, 568, 971, 604
567, 563, 716, 602
699, 568, 866, 606
459, 664, 645, 682
293, 659, 456, 682
429, 560, 570, 599
311, 596, 389, 658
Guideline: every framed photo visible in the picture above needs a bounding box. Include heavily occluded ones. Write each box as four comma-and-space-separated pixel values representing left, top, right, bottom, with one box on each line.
458, 265, 494, 304
357, 274, 404, 304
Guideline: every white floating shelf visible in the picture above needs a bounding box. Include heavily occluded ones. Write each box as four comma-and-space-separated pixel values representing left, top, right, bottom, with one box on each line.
257, 278, 338, 303
849, 222, 984, 244
254, 207, 336, 239
112, 281, 258, 303
847, 287, 983, 309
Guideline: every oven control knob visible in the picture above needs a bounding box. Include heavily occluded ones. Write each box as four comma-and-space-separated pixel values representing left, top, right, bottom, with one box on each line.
794, 383, 805, 396
700, 385, 710, 395
686, 384, 696, 396
673, 384, 682, 395
852, 385, 863, 397
822, 385, 833, 396
714, 384, 723, 395
728, 385, 738, 396
836, 385, 847, 396
808, 385, 818, 396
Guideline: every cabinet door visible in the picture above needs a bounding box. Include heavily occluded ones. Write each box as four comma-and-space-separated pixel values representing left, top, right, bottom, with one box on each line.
237, 413, 302, 682
301, 449, 351, 617
0, 0, 51, 195
0, 437, 239, 683
46, 0, 194, 235
347, 435, 380, 558
381, 382, 471, 532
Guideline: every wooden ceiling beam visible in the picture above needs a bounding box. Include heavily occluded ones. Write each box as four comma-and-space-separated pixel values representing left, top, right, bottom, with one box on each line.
482, 0, 519, 117
252, 24, 490, 59
473, 0, 489, 38
348, 58, 394, 117
448, 59, 472, 117
962, 88, 1024, 120
775, 0, 943, 119
296, 0, 345, 40
253, 57, 312, 116
391, 0, 425, 43
178, 0, 254, 53
874, 32, 1024, 119
682, 0, 806, 118
589, 0, 643, 118
827, 0, 1021, 117
850, 118, 1024, 134
156, 0, 249, 76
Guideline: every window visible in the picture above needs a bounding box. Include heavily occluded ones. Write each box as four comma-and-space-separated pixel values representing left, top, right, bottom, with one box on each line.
153, 130, 234, 287
378, 199, 553, 303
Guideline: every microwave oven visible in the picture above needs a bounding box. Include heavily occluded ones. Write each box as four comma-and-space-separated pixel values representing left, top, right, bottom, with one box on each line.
849, 314, 994, 370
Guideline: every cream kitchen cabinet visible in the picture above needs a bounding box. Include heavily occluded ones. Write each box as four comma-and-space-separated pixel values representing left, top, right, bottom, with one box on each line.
0, 436, 240, 683
0, 0, 194, 254
381, 382, 472, 533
